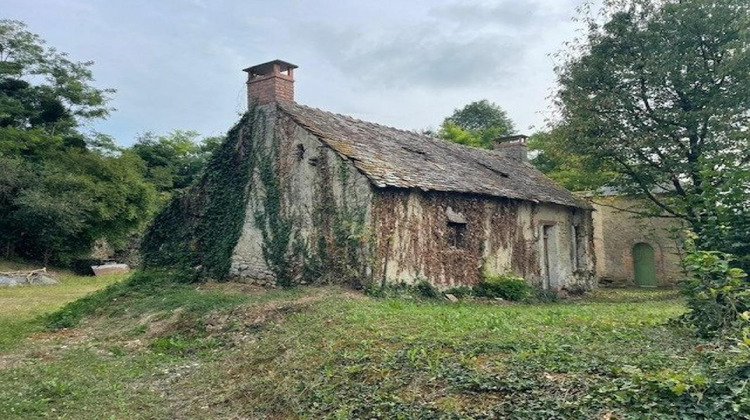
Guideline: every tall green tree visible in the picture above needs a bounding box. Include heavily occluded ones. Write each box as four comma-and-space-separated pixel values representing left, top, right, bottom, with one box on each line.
0, 19, 113, 135
131, 130, 223, 197
553, 0, 750, 258
438, 100, 516, 149
0, 20, 156, 264
528, 128, 616, 191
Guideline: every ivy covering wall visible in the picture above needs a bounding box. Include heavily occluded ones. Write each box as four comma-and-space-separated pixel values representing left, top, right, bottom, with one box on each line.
248, 115, 372, 288
140, 109, 261, 281
140, 107, 371, 287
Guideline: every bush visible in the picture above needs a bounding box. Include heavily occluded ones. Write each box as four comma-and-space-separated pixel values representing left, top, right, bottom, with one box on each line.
364, 280, 441, 300
680, 246, 750, 339
474, 274, 532, 301
532, 288, 559, 303
443, 286, 473, 299
414, 280, 440, 299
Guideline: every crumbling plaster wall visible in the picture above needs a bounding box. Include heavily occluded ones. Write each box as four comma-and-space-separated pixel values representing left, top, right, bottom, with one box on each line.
372, 189, 595, 290
592, 196, 684, 286
230, 107, 373, 284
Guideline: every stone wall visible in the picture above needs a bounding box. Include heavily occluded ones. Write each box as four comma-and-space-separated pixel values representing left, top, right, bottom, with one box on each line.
230, 107, 373, 285
372, 189, 596, 291
592, 196, 684, 286
229, 105, 596, 291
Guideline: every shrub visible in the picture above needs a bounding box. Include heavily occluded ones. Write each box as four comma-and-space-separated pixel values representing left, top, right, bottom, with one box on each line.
443, 286, 473, 299
680, 246, 750, 338
532, 288, 559, 303
414, 280, 440, 299
474, 274, 532, 301
364, 280, 441, 300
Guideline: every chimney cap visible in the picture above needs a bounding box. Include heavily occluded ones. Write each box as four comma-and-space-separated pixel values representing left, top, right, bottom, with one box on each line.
494, 134, 528, 144
243, 59, 298, 76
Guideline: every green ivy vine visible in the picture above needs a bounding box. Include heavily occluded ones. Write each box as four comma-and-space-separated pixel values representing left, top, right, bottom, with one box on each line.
140, 108, 260, 281
141, 106, 371, 287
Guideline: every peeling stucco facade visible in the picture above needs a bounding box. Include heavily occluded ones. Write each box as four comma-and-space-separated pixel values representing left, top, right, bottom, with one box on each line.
230, 108, 373, 284
372, 190, 595, 290
229, 106, 596, 291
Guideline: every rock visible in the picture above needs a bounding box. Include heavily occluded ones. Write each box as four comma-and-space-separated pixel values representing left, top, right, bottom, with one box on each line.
27, 273, 58, 285
0, 275, 22, 287
0, 272, 58, 287
91, 263, 130, 276
445, 293, 459, 302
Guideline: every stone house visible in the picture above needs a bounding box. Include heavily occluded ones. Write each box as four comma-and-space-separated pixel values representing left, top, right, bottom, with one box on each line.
591, 193, 684, 286
228, 60, 596, 291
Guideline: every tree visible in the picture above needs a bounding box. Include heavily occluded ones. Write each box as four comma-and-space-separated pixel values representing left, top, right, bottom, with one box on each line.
131, 130, 223, 197
439, 100, 516, 149
0, 20, 156, 264
528, 128, 616, 191
553, 0, 750, 258
0, 19, 113, 135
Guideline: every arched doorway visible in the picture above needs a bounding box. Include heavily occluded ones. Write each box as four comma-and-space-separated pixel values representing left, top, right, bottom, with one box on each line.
633, 243, 657, 286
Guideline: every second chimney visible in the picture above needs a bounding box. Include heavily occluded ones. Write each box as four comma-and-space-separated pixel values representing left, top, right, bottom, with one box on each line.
492, 135, 529, 162
242, 60, 298, 107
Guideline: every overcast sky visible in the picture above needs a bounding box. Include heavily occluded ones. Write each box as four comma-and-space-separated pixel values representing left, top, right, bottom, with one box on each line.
7, 0, 587, 145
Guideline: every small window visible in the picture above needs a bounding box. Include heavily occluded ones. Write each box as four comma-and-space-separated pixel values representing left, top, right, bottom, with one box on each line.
572, 225, 586, 269
447, 221, 467, 249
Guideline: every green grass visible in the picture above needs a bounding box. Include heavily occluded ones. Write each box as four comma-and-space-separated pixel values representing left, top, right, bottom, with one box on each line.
0, 261, 125, 350
0, 277, 747, 419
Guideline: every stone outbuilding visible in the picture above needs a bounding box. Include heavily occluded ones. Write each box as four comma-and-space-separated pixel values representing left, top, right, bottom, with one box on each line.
225, 60, 596, 291
591, 193, 684, 286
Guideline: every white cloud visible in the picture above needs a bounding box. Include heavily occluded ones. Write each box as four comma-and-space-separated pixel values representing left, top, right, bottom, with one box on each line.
4, 0, 587, 143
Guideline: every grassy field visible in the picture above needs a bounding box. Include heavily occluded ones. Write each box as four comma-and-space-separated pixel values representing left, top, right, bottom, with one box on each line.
0, 267, 745, 419
0, 261, 126, 351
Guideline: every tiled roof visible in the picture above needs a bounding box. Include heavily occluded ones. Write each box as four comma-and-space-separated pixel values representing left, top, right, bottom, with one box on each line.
278, 102, 591, 209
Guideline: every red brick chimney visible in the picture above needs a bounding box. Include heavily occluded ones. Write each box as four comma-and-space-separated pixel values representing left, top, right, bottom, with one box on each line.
242, 60, 297, 107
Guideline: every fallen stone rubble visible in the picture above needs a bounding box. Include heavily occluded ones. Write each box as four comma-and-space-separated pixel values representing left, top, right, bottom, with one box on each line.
0, 268, 58, 287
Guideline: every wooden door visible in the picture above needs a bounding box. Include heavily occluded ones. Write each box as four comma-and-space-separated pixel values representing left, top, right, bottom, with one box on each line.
633, 243, 657, 287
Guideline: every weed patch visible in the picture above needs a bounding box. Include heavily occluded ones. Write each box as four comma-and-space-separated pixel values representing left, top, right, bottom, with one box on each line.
2, 283, 748, 419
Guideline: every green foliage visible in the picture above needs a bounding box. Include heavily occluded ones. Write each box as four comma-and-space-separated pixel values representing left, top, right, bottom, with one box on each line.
131, 130, 222, 199
140, 112, 257, 281
305, 158, 370, 287
554, 0, 750, 257
0, 144, 156, 264
528, 128, 616, 191
439, 100, 515, 149
680, 243, 750, 339
474, 273, 533, 301
445, 99, 515, 134
6, 280, 750, 419
364, 281, 441, 300
443, 285, 473, 299
0, 20, 156, 265
414, 280, 440, 299
253, 131, 296, 288
0, 20, 113, 135
44, 270, 171, 329
437, 120, 484, 148
253, 135, 370, 288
